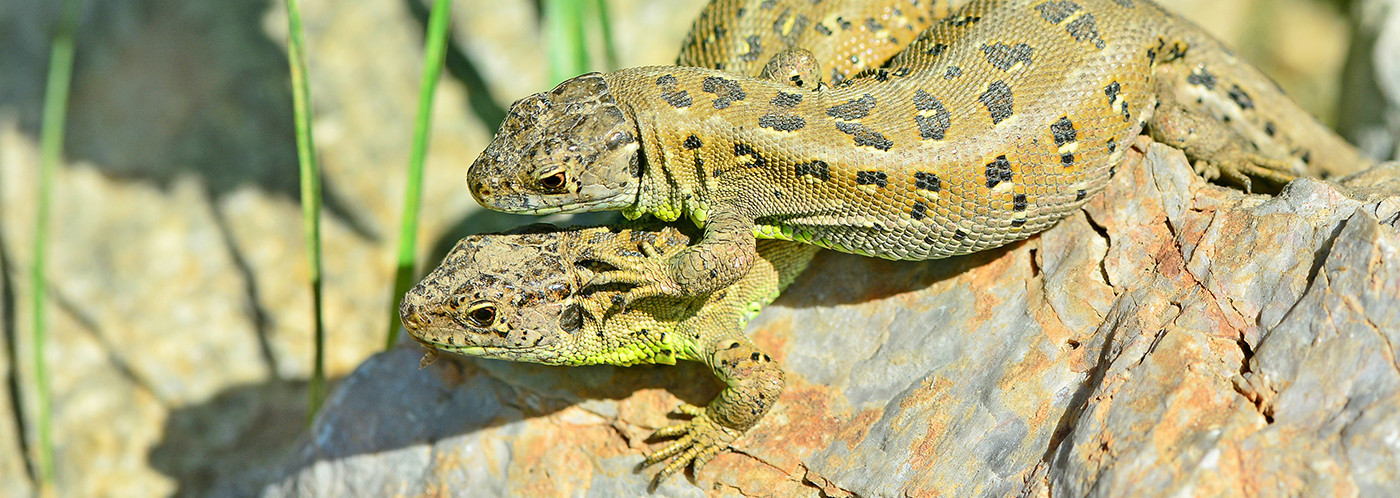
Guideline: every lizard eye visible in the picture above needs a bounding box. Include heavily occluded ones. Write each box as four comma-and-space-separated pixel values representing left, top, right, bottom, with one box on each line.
538, 171, 568, 192
465, 303, 496, 327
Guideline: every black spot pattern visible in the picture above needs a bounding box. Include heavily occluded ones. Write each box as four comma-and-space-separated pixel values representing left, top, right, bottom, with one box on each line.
702, 76, 747, 109
926, 43, 948, 57
982, 42, 1035, 71
914, 172, 942, 192
758, 114, 806, 131
1076, 189, 1087, 200
1163, 42, 1187, 62
1066, 14, 1106, 49
826, 94, 878, 120
1107, 138, 1117, 153
835, 122, 894, 150
913, 90, 952, 140
1012, 218, 1027, 227
911, 201, 928, 220
1035, 1, 1080, 24
1013, 194, 1027, 211
980, 80, 1014, 125
865, 18, 884, 31
814, 23, 834, 36
683, 135, 702, 150
1051, 116, 1077, 147
741, 35, 763, 62
773, 12, 810, 45
836, 17, 852, 30
949, 15, 981, 27
953, 229, 968, 241
1264, 121, 1277, 137
656, 74, 692, 108
1187, 67, 1216, 89
795, 160, 830, 181
1228, 85, 1254, 110
986, 155, 1013, 188
944, 66, 963, 79
771, 92, 802, 108
661, 90, 692, 108
1104, 81, 1121, 105
856, 171, 888, 187
1113, 0, 1133, 6
733, 143, 767, 168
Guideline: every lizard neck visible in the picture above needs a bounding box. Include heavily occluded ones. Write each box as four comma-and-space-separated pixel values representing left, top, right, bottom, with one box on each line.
611, 68, 715, 226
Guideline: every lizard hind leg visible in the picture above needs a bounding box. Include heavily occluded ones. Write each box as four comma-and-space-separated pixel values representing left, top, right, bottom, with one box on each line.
640, 338, 783, 489
1148, 98, 1302, 192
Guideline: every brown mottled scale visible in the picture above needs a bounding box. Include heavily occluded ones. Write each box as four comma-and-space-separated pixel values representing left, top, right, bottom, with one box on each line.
603, 0, 1370, 263
676, 0, 957, 85
400, 224, 793, 365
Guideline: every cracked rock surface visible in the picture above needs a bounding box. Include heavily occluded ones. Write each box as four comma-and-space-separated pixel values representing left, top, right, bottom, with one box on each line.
257, 142, 1400, 496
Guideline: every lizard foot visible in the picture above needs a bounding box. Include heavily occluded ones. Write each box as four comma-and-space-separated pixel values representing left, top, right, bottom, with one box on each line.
639, 403, 742, 491
583, 240, 684, 308
1192, 154, 1299, 193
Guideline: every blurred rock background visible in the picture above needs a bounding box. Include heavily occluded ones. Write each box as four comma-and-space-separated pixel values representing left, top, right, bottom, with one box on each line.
0, 0, 1393, 495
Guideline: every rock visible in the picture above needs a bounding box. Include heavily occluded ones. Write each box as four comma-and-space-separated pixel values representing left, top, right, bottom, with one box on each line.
0, 0, 1389, 495
258, 143, 1400, 495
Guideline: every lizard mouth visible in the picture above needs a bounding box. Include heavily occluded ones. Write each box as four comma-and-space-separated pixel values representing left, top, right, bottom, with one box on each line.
511, 196, 634, 215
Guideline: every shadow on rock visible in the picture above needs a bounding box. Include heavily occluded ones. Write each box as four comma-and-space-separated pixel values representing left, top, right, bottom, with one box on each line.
778, 240, 1026, 307
0, 0, 373, 238
148, 379, 319, 497
244, 342, 720, 494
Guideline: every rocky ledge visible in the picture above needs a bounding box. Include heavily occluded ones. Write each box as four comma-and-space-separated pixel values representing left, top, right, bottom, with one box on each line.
256, 140, 1400, 496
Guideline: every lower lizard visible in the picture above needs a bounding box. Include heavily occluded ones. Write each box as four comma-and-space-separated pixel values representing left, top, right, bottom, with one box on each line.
467, 0, 1374, 305
399, 225, 819, 487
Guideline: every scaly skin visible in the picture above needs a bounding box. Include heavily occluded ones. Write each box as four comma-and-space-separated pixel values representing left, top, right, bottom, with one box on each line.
399, 225, 819, 488
467, 0, 1373, 305
677, 0, 958, 86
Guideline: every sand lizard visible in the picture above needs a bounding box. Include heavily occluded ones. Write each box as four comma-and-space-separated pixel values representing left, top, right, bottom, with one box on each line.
400, 225, 818, 487
467, 0, 1373, 305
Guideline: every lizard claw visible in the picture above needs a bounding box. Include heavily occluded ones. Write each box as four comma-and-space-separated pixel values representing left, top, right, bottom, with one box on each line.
583, 240, 684, 309
638, 403, 742, 490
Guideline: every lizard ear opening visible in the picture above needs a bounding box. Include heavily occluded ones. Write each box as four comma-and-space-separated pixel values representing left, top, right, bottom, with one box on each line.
630, 148, 645, 178
559, 303, 583, 333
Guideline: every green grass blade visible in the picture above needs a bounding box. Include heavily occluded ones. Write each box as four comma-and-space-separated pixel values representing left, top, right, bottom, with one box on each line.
386, 0, 453, 349
589, 0, 619, 70
282, 0, 327, 419
544, 0, 591, 84
31, 0, 84, 489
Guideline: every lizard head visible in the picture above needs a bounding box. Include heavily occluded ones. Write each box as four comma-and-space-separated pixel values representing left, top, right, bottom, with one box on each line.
468, 73, 644, 215
400, 224, 698, 366
399, 226, 587, 364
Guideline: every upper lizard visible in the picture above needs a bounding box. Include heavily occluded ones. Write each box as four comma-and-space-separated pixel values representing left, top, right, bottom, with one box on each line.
467, 0, 1373, 304
400, 225, 819, 488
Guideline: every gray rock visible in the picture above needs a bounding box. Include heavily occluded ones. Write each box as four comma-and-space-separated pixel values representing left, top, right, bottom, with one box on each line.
261, 144, 1400, 495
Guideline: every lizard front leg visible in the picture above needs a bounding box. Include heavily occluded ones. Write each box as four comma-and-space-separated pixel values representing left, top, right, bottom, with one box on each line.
640, 336, 783, 489
585, 206, 758, 306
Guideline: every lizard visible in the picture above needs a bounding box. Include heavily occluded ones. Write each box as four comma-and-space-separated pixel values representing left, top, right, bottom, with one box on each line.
399, 225, 819, 488
403, 0, 955, 486
466, 0, 1375, 306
